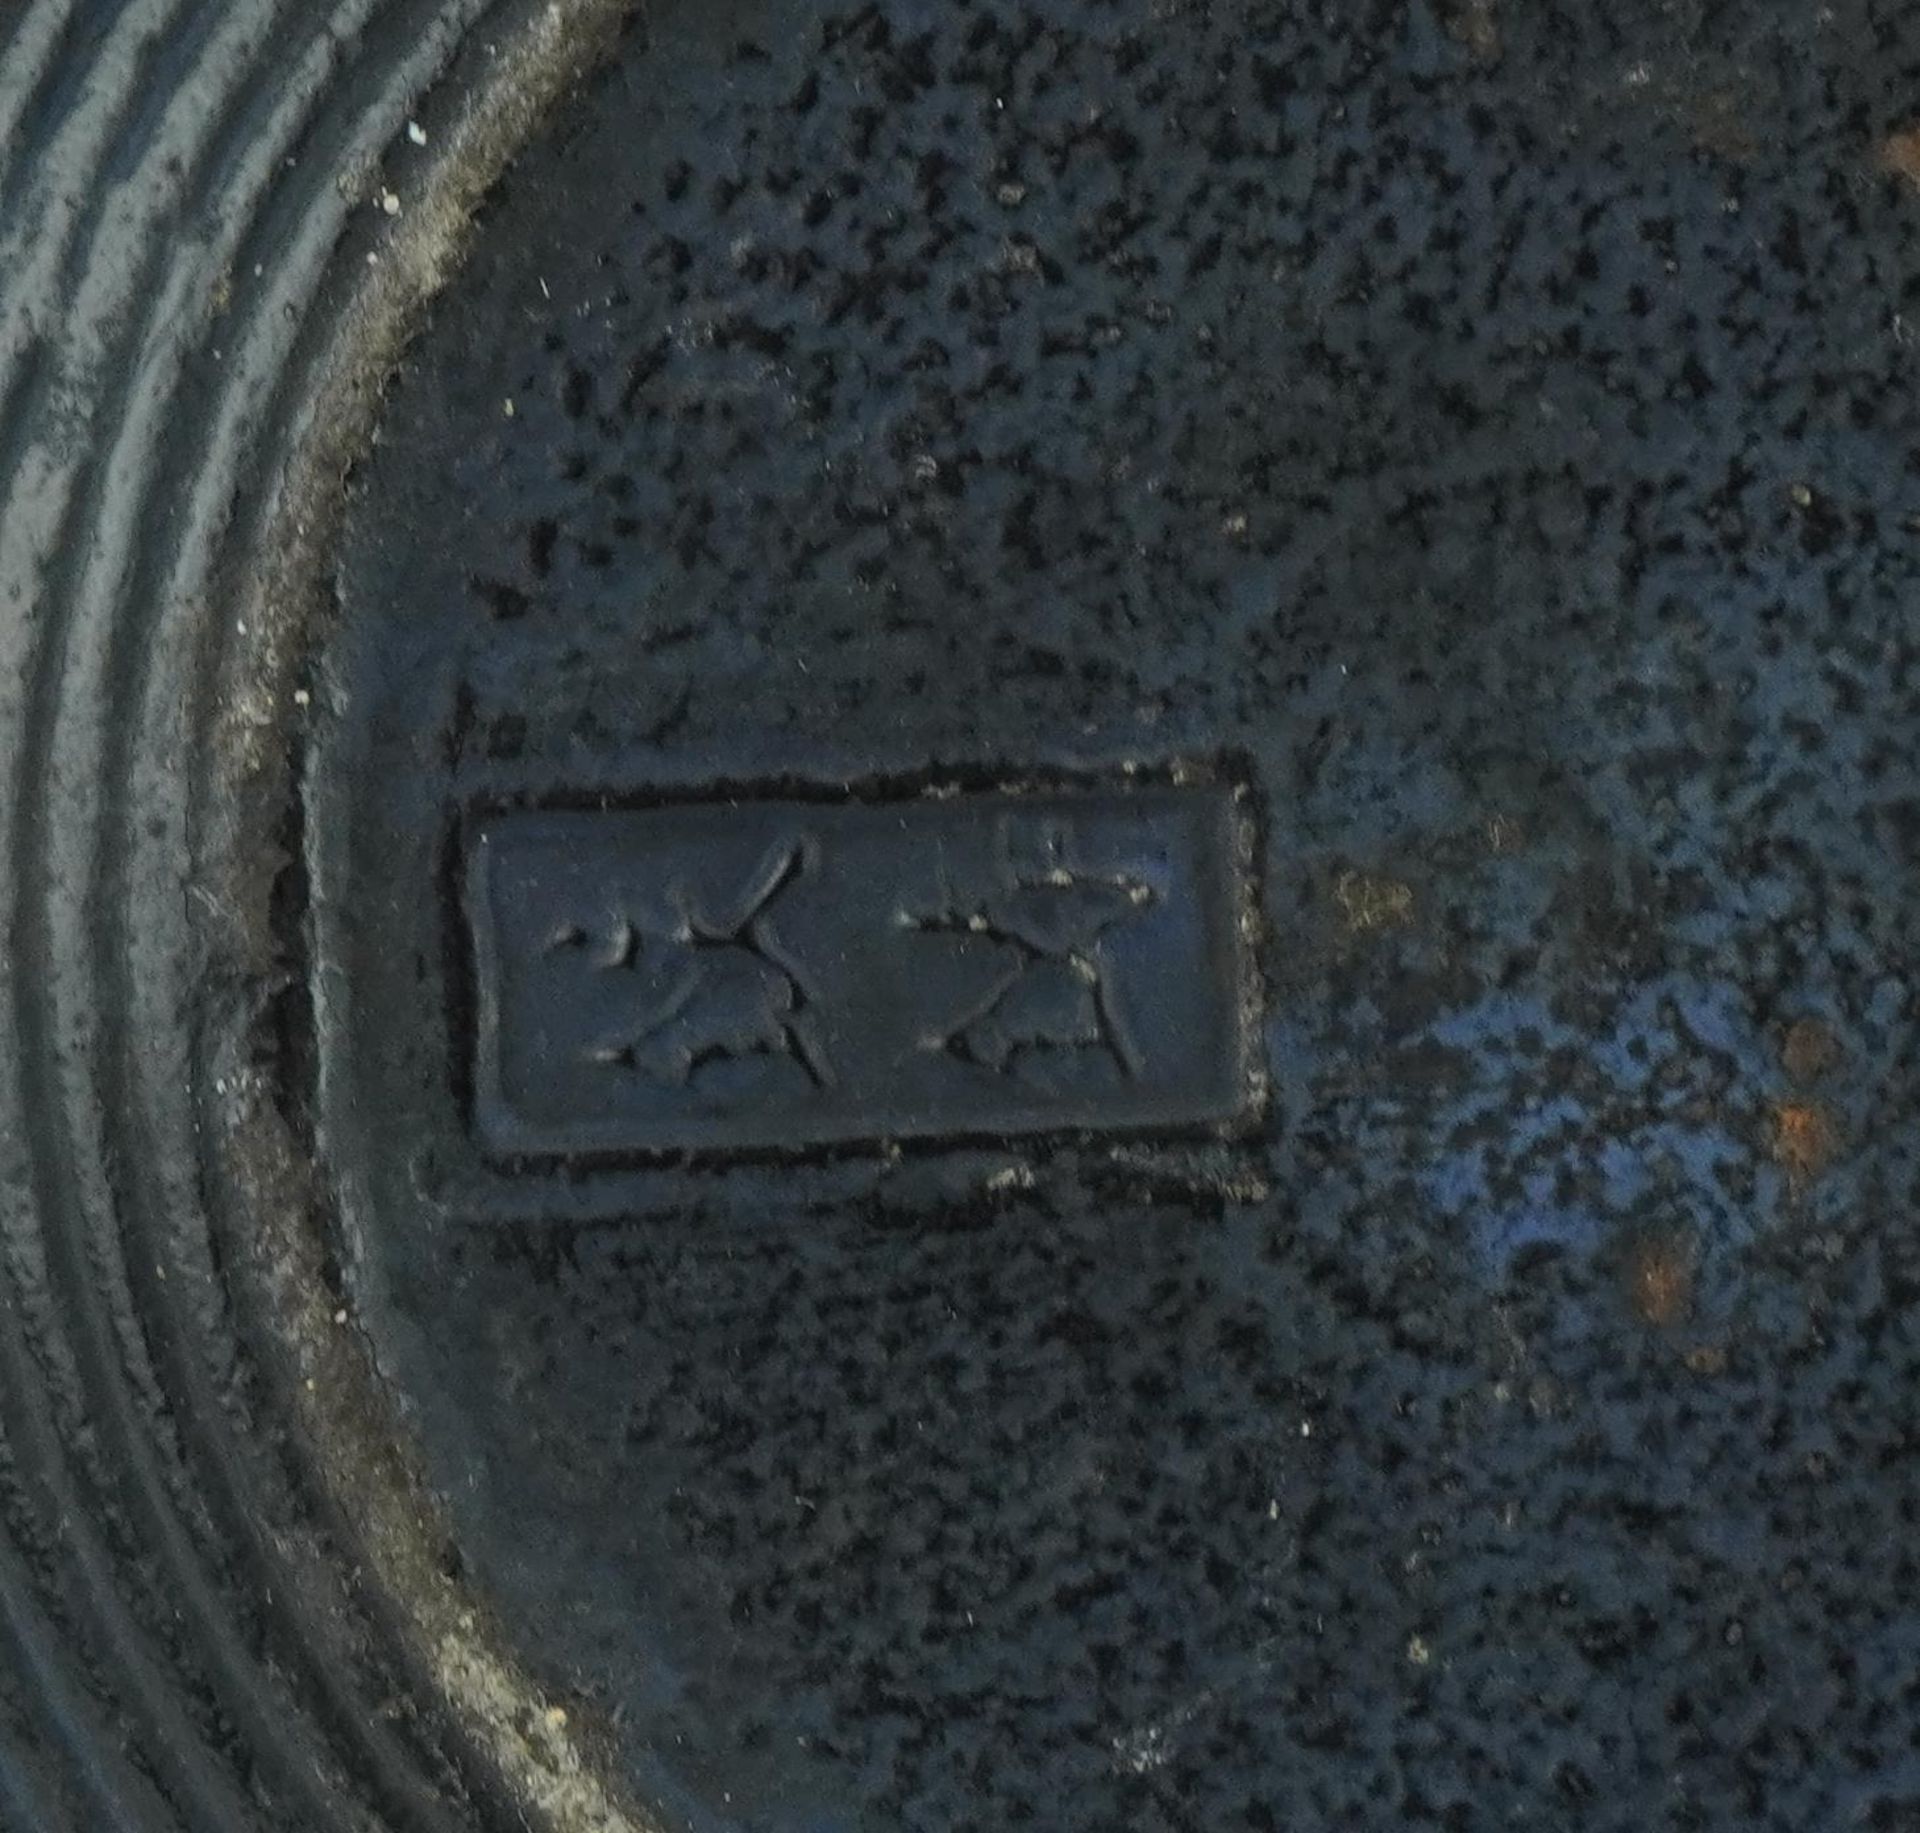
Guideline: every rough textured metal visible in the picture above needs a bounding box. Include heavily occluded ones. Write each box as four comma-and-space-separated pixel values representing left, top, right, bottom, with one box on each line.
4, 1, 1920, 1831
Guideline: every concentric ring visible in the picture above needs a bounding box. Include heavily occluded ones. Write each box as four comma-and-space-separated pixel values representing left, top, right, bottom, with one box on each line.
0, 2, 643, 1825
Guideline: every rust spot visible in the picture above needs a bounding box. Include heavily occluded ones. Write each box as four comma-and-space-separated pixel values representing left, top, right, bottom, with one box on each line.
1623, 1231, 1695, 1329
1333, 869, 1413, 934
1684, 1344, 1728, 1377
1880, 127, 1920, 188
1781, 1015, 1839, 1085
1771, 1100, 1837, 1186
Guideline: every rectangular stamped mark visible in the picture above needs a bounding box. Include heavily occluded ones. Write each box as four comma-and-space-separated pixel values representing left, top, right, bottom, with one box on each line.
465, 784, 1254, 1157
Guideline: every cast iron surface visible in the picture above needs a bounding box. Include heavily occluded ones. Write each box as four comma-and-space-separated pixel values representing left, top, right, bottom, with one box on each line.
2, 0, 1919, 1830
